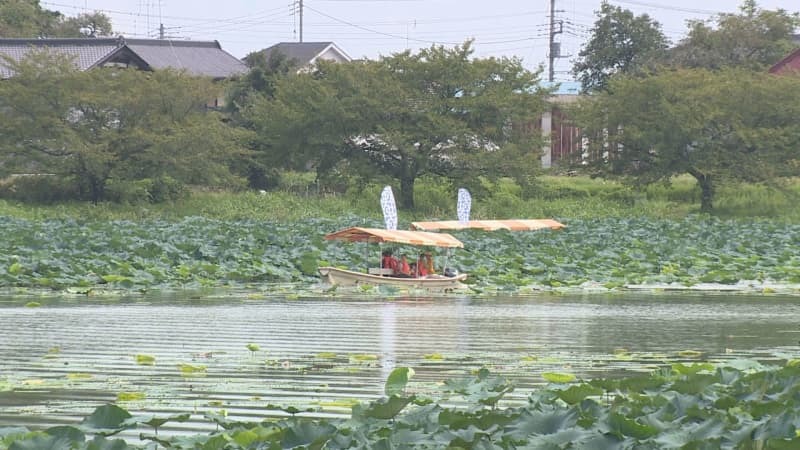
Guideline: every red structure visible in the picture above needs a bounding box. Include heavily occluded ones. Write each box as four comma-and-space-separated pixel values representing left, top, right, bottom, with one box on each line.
769, 48, 800, 74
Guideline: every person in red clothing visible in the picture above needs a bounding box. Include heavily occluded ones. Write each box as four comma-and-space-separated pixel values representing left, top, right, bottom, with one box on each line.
397, 254, 412, 277
416, 253, 430, 277
381, 250, 399, 274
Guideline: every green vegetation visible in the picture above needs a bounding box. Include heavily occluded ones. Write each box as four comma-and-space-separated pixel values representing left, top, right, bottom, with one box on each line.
1, 175, 798, 222
243, 42, 548, 209
0, 52, 251, 204
0, 1, 113, 38
0, 188, 798, 294
574, 68, 800, 212
2, 363, 799, 448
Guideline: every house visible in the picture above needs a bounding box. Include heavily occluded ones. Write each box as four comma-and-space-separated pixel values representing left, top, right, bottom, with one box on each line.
0, 37, 248, 106
257, 41, 351, 71
538, 81, 583, 168
769, 47, 800, 75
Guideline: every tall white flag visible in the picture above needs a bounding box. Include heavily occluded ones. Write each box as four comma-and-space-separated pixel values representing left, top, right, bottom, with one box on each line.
380, 186, 398, 230
457, 188, 471, 224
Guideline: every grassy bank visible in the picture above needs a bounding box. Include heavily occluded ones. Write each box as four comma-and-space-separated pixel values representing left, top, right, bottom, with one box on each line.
0, 175, 798, 222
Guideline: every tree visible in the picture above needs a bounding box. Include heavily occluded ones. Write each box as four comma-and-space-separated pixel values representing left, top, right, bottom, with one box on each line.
573, 68, 800, 212
0, 0, 57, 36
664, 0, 799, 70
224, 50, 298, 189
0, 0, 113, 38
0, 50, 251, 203
572, 1, 668, 93
242, 42, 550, 209
50, 12, 114, 37
226, 49, 298, 115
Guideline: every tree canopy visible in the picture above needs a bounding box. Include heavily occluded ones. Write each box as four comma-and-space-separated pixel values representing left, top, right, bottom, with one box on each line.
242, 42, 550, 209
573, 68, 800, 212
0, 50, 251, 203
0, 0, 113, 37
664, 0, 799, 70
571, 1, 668, 93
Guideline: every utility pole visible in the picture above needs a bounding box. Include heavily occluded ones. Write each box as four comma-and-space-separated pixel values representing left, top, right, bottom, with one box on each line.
299, 0, 303, 43
548, 0, 563, 82
159, 23, 165, 39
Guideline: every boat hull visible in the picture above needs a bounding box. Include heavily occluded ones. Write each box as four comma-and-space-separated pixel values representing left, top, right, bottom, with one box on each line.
318, 267, 467, 290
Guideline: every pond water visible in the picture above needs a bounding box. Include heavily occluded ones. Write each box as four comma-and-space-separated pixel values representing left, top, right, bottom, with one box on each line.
1, 291, 798, 435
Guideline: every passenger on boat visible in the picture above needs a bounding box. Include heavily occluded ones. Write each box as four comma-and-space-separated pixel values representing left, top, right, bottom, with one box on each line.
418, 252, 435, 276
416, 254, 430, 277
381, 250, 399, 274
397, 254, 412, 277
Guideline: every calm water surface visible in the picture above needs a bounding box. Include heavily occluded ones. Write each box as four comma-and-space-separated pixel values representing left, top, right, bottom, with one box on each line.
0, 292, 798, 433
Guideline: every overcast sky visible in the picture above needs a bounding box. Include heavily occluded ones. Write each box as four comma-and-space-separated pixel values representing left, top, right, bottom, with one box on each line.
49, 0, 798, 80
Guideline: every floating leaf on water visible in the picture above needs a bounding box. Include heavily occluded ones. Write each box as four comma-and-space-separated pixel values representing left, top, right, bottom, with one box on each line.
207, 400, 224, 407
24, 302, 41, 308
542, 372, 576, 383
520, 355, 538, 363
672, 362, 714, 375
246, 343, 260, 353
66, 373, 93, 380
80, 404, 133, 431
135, 354, 156, 365
178, 363, 207, 375
315, 352, 337, 359
786, 359, 800, 368
677, 350, 704, 358
423, 353, 444, 361
350, 354, 378, 362
116, 392, 146, 402
315, 399, 360, 409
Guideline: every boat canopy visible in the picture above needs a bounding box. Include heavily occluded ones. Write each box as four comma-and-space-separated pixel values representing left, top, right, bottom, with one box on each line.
325, 227, 464, 248
410, 219, 566, 232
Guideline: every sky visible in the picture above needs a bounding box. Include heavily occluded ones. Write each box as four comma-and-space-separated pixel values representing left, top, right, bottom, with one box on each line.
45, 0, 799, 81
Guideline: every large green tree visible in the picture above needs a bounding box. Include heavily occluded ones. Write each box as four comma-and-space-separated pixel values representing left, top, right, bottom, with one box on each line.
572, 1, 668, 93
664, 0, 799, 70
243, 42, 549, 209
574, 68, 800, 212
0, 0, 113, 37
0, 50, 250, 202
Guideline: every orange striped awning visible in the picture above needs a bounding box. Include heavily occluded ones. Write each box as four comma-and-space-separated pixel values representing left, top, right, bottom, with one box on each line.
324, 227, 464, 248
410, 219, 566, 232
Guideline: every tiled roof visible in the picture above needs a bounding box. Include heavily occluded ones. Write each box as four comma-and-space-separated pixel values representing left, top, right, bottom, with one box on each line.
0, 37, 247, 79
261, 42, 339, 66
125, 39, 247, 78
0, 38, 119, 78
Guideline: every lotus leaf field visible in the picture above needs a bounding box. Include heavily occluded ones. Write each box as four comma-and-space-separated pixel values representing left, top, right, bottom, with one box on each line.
1, 216, 799, 294
2, 363, 800, 449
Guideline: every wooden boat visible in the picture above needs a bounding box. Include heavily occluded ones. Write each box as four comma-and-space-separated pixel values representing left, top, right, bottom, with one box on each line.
318, 226, 468, 290
318, 267, 467, 289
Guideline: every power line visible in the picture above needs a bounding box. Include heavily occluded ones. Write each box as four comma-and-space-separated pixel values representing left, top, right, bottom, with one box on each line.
608, 0, 722, 15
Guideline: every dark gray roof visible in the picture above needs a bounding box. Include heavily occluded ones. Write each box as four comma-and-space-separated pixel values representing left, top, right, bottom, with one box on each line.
262, 42, 349, 66
0, 37, 247, 79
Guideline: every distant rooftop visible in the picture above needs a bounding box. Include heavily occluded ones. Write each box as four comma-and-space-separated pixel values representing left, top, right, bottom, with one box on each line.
260, 42, 351, 67
0, 37, 247, 79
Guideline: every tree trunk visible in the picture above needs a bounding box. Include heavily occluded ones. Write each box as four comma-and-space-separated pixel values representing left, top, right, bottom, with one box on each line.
688, 168, 713, 213
399, 175, 415, 210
